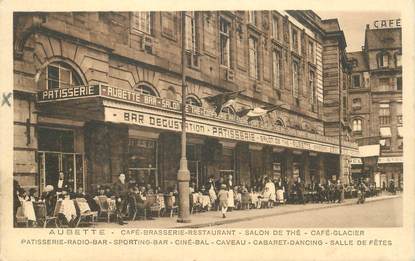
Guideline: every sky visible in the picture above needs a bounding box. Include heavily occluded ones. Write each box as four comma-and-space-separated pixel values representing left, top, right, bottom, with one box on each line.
317, 11, 401, 52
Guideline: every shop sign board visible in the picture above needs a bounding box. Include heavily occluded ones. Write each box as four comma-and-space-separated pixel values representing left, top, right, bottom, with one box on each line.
378, 156, 403, 164
37, 85, 100, 102
104, 107, 344, 155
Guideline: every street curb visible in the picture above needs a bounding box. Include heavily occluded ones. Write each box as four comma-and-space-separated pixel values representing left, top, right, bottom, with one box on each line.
171, 195, 401, 229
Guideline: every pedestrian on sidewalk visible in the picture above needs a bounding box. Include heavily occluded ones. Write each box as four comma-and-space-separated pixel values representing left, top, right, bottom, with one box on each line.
218, 184, 228, 218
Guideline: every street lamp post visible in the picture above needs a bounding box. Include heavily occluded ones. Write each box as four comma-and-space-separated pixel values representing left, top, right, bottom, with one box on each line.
177, 11, 191, 223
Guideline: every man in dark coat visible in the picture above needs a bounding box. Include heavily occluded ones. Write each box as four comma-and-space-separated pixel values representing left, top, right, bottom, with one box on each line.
112, 173, 129, 225
13, 179, 21, 226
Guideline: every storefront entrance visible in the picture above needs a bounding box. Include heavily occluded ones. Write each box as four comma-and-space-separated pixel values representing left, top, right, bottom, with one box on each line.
127, 138, 158, 187
37, 127, 84, 193
38, 152, 84, 193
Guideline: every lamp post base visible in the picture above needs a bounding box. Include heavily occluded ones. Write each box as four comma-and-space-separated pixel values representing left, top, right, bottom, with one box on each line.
177, 157, 191, 223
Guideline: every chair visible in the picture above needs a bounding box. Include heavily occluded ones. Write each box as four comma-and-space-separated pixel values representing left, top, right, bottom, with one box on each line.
74, 198, 98, 227
130, 194, 147, 220
145, 194, 160, 218
33, 201, 60, 228
165, 195, 178, 218
15, 206, 28, 227
95, 196, 117, 223
241, 192, 251, 210
190, 193, 202, 214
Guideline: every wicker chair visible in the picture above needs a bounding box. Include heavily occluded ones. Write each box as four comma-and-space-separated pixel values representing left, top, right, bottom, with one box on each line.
74, 198, 98, 227
95, 196, 117, 223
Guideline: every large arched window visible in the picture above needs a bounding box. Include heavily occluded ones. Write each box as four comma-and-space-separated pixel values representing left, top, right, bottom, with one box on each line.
221, 105, 236, 116
45, 62, 83, 89
186, 95, 202, 107
134, 83, 159, 96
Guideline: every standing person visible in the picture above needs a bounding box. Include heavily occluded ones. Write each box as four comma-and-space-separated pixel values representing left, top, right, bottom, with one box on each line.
264, 177, 276, 207
206, 176, 217, 209
217, 184, 228, 218
112, 173, 128, 225
215, 176, 224, 192
13, 179, 21, 227
56, 171, 69, 195
336, 180, 344, 203
295, 178, 305, 204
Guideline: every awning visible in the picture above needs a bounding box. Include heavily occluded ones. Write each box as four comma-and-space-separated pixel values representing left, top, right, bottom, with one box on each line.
359, 144, 380, 157
398, 127, 403, 138
380, 127, 391, 137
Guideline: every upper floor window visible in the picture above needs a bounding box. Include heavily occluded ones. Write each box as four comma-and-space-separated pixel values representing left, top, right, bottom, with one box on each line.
379, 103, 390, 125
379, 78, 390, 89
184, 11, 197, 53
309, 70, 316, 104
308, 41, 315, 63
248, 36, 259, 79
132, 12, 152, 35
291, 29, 298, 52
292, 60, 299, 98
397, 76, 402, 91
46, 62, 83, 89
352, 74, 361, 88
272, 50, 281, 89
396, 53, 402, 67
248, 11, 257, 26
219, 17, 231, 67
352, 118, 362, 132
271, 16, 279, 39
135, 83, 159, 96
378, 52, 389, 68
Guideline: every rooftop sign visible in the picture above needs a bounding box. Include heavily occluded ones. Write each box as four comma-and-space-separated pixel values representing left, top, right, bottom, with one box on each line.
373, 19, 401, 29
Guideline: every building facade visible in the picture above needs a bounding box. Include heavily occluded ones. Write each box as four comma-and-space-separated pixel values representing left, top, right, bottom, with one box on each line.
13, 11, 357, 194
348, 23, 402, 189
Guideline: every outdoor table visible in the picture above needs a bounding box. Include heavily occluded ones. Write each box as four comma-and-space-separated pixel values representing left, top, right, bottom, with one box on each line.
59, 198, 77, 222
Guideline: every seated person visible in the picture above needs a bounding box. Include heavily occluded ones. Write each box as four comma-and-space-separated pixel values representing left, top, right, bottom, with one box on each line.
104, 186, 114, 198
259, 187, 272, 208
233, 186, 242, 210
145, 184, 154, 195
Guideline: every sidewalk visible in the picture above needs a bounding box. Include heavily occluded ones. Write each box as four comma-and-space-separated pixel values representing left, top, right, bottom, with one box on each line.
94, 193, 401, 228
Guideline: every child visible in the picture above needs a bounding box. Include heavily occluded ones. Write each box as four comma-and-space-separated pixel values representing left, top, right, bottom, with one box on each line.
217, 184, 228, 218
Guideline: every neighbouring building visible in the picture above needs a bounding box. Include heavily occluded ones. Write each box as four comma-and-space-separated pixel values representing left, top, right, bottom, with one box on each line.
13, 11, 357, 194
348, 22, 402, 189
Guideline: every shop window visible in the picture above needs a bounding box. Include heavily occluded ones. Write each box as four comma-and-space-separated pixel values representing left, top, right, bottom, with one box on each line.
186, 95, 202, 107
128, 138, 158, 186
131, 12, 152, 35
352, 74, 361, 88
292, 59, 299, 99
38, 127, 74, 153
352, 98, 362, 111
272, 50, 281, 89
135, 83, 159, 97
271, 16, 279, 40
396, 77, 402, 91
219, 17, 231, 67
352, 118, 362, 133
46, 62, 82, 90
377, 52, 389, 68
379, 103, 390, 125
248, 36, 259, 79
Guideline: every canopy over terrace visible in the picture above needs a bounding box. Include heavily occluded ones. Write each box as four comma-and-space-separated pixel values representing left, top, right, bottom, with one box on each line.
36, 84, 359, 157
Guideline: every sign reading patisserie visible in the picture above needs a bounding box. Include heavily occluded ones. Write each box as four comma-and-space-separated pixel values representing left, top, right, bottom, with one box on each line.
37, 85, 100, 101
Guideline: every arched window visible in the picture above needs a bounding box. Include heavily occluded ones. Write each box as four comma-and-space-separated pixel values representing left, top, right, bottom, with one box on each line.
275, 118, 285, 127
377, 52, 390, 68
352, 118, 362, 132
186, 95, 202, 107
45, 62, 83, 89
134, 83, 159, 96
221, 106, 236, 116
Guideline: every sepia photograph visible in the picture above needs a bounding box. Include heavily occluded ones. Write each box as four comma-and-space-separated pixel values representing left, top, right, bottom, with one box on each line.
11, 9, 403, 229
2, 1, 414, 260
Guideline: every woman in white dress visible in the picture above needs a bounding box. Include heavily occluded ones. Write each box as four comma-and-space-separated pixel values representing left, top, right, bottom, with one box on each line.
227, 187, 235, 211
